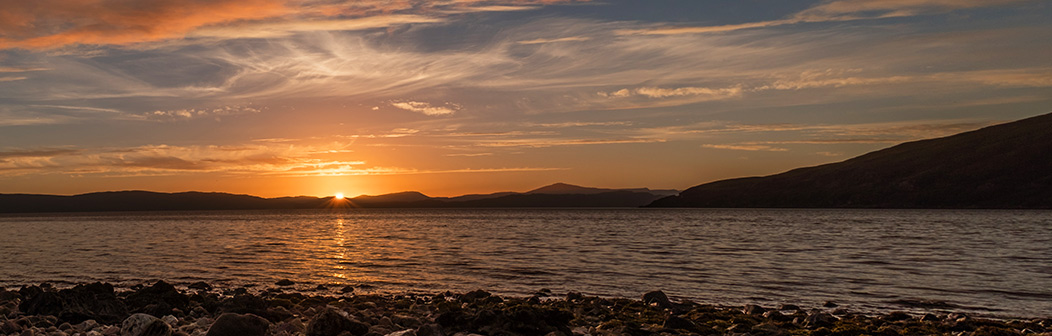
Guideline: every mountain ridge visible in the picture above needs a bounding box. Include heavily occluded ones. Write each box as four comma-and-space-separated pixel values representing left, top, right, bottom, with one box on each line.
0, 183, 676, 213
648, 112, 1052, 209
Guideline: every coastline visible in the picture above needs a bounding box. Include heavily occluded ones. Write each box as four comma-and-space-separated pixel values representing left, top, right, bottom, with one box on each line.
1, 281, 1048, 336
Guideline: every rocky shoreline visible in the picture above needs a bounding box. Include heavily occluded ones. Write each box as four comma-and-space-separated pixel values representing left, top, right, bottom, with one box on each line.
1, 281, 1049, 336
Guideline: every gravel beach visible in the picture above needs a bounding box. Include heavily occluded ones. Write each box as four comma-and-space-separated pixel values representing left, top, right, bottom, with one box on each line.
1, 281, 1049, 336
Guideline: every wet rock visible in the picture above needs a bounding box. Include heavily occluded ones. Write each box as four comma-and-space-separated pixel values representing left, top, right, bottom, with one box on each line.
125, 281, 189, 317
275, 280, 295, 287
205, 313, 270, 336
743, 304, 767, 315
642, 290, 674, 309
822, 301, 838, 308
341, 286, 356, 294
763, 310, 792, 322
883, 311, 912, 322
804, 312, 838, 328
662, 315, 697, 331
187, 282, 212, 291
920, 313, 940, 322
460, 290, 491, 302
565, 292, 583, 302
778, 304, 800, 311
19, 282, 127, 324
121, 313, 172, 336
750, 323, 787, 336
306, 307, 369, 336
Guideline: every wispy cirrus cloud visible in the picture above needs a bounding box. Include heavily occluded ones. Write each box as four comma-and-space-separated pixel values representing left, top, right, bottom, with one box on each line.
618, 0, 1034, 35
702, 144, 789, 152
0, 142, 561, 177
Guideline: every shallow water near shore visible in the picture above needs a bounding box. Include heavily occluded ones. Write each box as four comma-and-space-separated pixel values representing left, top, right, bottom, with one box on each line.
1, 208, 1050, 317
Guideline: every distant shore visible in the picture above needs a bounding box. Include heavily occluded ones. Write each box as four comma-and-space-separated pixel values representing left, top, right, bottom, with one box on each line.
1, 281, 1048, 336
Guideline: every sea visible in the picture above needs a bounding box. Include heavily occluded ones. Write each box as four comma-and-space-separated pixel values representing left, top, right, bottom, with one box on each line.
1, 208, 1049, 318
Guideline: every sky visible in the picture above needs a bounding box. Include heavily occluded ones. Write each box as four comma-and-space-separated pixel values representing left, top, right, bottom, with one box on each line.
0, 0, 1050, 197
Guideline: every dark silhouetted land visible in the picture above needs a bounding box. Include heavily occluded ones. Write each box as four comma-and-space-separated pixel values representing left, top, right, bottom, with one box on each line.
649, 112, 1052, 209
0, 184, 676, 213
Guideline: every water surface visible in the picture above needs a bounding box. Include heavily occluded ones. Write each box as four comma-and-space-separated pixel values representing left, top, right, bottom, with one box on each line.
1, 208, 1049, 317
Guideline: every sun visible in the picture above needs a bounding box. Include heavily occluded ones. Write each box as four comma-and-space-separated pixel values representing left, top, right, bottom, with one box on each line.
334, 192, 345, 200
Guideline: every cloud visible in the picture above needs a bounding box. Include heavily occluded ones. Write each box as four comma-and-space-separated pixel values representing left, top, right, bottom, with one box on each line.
0, 0, 582, 50
390, 101, 460, 116
189, 15, 445, 39
0, 142, 565, 178
517, 36, 591, 45
477, 138, 665, 148
0, 148, 79, 159
0, 77, 27, 82
599, 86, 744, 99
529, 121, 632, 128
618, 0, 1033, 35
144, 105, 262, 120
0, 0, 290, 49
0, 67, 49, 73
702, 144, 789, 152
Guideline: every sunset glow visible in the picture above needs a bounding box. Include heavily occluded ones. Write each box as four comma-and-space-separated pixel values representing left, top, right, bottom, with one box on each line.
334, 193, 345, 200
0, 0, 1049, 197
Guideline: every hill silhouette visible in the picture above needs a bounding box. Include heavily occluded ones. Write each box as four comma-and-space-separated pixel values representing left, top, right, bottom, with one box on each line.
0, 183, 675, 213
649, 112, 1052, 209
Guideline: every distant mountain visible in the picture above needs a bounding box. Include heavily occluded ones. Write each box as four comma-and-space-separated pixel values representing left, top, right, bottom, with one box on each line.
649, 112, 1052, 209
527, 183, 679, 197
0, 183, 677, 213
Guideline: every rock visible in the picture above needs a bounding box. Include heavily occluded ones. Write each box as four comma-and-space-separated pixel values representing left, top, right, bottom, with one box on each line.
121, 313, 172, 336
125, 281, 189, 317
743, 304, 767, 315
385, 330, 415, 336
642, 291, 674, 309
187, 282, 212, 291
340, 286, 355, 294
77, 320, 100, 332
778, 304, 800, 311
804, 312, 838, 328
662, 315, 697, 331
161, 316, 179, 327
205, 313, 271, 336
565, 292, 582, 302
460, 290, 491, 302
306, 307, 369, 336
19, 283, 127, 325
763, 310, 792, 322
883, 311, 912, 322
750, 323, 787, 336
275, 280, 295, 287
414, 324, 442, 336
822, 301, 838, 308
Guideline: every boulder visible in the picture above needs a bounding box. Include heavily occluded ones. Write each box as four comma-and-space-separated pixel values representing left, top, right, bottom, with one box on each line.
120, 313, 172, 336
205, 313, 271, 336
306, 307, 369, 336
642, 290, 674, 309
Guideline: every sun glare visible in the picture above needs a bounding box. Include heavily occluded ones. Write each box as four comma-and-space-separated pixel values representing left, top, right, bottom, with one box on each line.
334, 193, 345, 200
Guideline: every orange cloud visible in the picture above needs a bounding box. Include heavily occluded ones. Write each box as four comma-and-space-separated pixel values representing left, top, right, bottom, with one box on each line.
0, 0, 583, 50
0, 0, 290, 49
